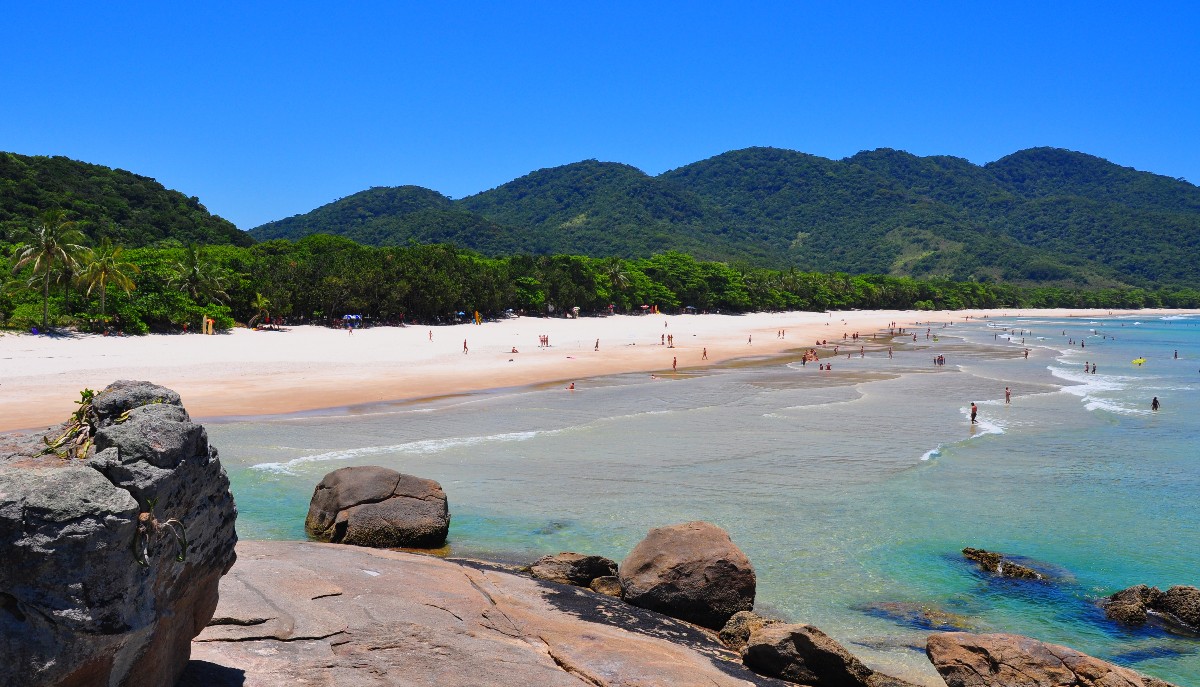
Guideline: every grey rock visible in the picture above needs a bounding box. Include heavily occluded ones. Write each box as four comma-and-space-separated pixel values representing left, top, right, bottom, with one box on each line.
926, 632, 1178, 687
0, 380, 237, 687
619, 521, 756, 630
305, 466, 450, 548
530, 552, 618, 586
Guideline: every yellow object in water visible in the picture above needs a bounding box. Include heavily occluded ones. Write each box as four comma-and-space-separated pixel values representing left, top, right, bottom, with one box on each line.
1132, 358, 1146, 365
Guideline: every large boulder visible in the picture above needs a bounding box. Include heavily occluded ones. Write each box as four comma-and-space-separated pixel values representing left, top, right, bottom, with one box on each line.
530, 552, 618, 586
742, 623, 913, 687
305, 466, 450, 548
619, 521, 755, 630
926, 632, 1178, 687
0, 380, 238, 687
1104, 584, 1200, 632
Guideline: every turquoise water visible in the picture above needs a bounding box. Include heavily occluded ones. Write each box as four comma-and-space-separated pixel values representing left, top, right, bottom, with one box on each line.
207, 315, 1200, 685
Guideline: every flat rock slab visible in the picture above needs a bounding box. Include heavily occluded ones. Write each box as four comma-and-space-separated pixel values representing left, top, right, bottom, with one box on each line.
184, 541, 790, 687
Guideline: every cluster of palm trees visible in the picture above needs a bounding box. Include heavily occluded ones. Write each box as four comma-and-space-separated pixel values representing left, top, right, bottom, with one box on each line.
10, 209, 139, 331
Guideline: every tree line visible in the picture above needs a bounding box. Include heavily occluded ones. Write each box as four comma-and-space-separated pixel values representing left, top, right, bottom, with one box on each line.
5, 226, 1200, 334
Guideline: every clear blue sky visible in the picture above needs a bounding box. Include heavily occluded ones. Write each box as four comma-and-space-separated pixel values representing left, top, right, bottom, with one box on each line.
4, 2, 1198, 229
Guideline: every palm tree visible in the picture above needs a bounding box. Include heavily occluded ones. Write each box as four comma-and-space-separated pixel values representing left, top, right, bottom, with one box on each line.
171, 244, 230, 304
247, 292, 271, 328
81, 238, 140, 318
11, 209, 88, 330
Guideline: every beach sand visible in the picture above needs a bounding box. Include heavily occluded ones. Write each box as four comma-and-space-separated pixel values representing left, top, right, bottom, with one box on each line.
0, 308, 1187, 432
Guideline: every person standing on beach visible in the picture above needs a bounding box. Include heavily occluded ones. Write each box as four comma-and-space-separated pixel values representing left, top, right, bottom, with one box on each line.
428, 330, 432, 341
1005, 387, 1011, 404
463, 339, 468, 354
748, 334, 752, 345
702, 347, 708, 360
970, 402, 978, 424
672, 356, 677, 371
595, 339, 599, 351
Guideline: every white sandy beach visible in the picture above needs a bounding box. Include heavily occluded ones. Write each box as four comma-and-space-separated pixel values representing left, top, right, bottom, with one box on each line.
0, 308, 1189, 432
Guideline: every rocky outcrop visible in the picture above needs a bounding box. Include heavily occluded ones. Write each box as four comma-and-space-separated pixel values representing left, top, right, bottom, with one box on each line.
926, 632, 1178, 687
184, 540, 790, 687
530, 552, 619, 586
0, 380, 238, 687
619, 521, 756, 630
1105, 584, 1200, 632
742, 623, 916, 687
719, 610, 780, 652
962, 547, 1043, 580
304, 465, 449, 548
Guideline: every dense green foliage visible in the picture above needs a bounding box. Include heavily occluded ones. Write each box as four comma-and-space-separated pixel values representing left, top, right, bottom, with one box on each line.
6, 233, 1199, 335
250, 147, 1200, 289
0, 152, 251, 247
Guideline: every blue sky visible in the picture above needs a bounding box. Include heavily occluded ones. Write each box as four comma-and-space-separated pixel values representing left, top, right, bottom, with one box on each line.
4, 2, 1198, 229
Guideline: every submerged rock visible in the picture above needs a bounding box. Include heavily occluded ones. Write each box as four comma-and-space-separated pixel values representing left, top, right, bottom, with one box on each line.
619, 521, 756, 630
857, 601, 978, 632
962, 547, 1043, 580
305, 465, 450, 548
1105, 584, 1200, 634
0, 380, 238, 687
926, 632, 1178, 687
530, 552, 618, 587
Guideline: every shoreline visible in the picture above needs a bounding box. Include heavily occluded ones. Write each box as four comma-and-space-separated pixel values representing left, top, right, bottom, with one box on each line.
2, 308, 1194, 432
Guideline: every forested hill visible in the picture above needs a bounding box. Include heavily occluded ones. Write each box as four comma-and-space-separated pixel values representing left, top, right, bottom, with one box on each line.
0, 152, 250, 247
248, 146, 1200, 288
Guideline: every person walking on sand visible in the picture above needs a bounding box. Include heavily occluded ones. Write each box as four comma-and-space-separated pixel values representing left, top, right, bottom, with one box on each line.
702, 347, 708, 360
1151, 397, 1160, 411
595, 338, 599, 351
970, 402, 978, 424
1005, 387, 1011, 404
672, 356, 677, 371
463, 339, 468, 354
748, 334, 752, 345
429, 330, 432, 342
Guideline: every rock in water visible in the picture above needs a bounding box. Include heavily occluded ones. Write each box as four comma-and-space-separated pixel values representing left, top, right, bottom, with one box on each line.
305, 466, 450, 548
619, 521, 755, 630
530, 552, 618, 586
1105, 584, 1200, 632
0, 380, 238, 687
962, 547, 1043, 580
742, 623, 895, 686
926, 632, 1179, 687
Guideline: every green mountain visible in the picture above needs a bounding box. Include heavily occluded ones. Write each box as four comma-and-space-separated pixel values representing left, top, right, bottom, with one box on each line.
249, 185, 530, 252
0, 152, 250, 247
248, 146, 1200, 288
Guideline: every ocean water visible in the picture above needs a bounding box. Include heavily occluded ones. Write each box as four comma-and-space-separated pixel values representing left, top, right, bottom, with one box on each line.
208, 315, 1200, 685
